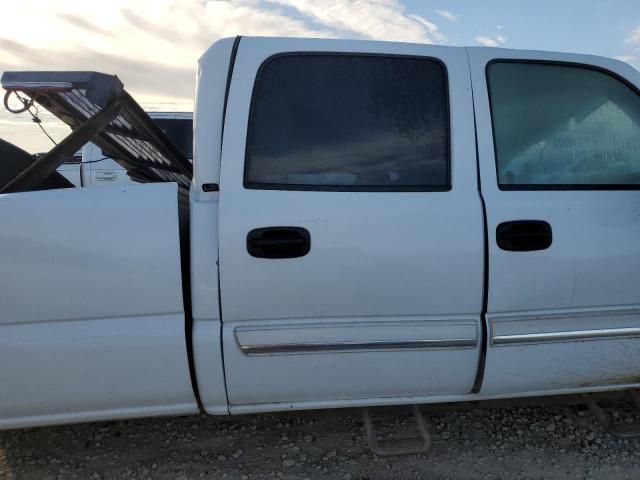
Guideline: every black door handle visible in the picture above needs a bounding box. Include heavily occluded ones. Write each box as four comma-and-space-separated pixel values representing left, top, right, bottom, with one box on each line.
247, 227, 311, 259
496, 220, 552, 252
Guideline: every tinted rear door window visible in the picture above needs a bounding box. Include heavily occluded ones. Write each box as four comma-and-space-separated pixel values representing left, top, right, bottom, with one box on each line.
487, 62, 640, 188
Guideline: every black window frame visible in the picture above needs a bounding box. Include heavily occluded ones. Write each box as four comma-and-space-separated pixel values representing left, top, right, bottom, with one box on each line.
243, 52, 452, 192
486, 59, 640, 191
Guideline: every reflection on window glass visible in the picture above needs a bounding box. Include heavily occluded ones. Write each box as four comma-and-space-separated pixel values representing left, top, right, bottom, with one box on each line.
153, 118, 193, 159
488, 62, 640, 187
246, 54, 449, 189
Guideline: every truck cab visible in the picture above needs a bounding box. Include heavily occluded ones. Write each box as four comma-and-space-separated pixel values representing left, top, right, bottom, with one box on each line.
1, 37, 640, 431
197, 38, 640, 414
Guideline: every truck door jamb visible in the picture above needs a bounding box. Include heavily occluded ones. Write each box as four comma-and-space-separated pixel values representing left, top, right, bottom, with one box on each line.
467, 49, 489, 394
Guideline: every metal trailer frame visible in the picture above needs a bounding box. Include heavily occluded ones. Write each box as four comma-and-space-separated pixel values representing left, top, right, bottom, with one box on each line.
1, 71, 193, 193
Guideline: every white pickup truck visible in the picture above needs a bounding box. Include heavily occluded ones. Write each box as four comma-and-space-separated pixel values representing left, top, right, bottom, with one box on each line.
1, 36, 640, 451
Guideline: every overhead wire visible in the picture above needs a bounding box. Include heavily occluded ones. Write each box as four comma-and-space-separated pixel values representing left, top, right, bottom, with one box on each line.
3, 90, 58, 146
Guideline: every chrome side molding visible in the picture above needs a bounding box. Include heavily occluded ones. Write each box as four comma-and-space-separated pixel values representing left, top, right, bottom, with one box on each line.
491, 308, 640, 346
235, 320, 479, 356
493, 327, 640, 346
239, 338, 478, 355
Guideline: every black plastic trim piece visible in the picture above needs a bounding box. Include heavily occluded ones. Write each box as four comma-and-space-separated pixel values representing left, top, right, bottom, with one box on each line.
485, 59, 640, 191
469, 51, 489, 394
202, 183, 219, 192
246, 226, 311, 259
177, 187, 203, 413
496, 220, 553, 252
243, 184, 451, 192
243, 51, 452, 193
217, 35, 241, 414
471, 195, 490, 394
498, 183, 640, 191
220, 36, 242, 149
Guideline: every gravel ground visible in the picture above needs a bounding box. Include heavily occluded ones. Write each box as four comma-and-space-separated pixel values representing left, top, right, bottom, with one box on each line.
2, 400, 640, 480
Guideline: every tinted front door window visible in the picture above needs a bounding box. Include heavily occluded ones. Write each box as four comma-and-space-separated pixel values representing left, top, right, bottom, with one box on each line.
246, 54, 449, 190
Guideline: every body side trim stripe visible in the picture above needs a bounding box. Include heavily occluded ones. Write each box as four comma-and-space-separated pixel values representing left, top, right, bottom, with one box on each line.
234, 320, 479, 355
239, 338, 478, 355
493, 327, 640, 346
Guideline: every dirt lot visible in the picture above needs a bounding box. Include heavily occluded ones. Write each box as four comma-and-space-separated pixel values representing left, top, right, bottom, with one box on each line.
2, 400, 640, 480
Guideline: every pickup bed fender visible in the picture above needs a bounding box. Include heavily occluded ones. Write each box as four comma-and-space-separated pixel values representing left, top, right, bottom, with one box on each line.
0, 183, 198, 429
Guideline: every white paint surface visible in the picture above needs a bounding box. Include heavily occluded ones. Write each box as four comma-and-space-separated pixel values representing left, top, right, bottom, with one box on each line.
217, 37, 484, 406
0, 183, 198, 428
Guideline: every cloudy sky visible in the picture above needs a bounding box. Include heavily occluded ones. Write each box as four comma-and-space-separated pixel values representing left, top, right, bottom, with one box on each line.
1, 0, 639, 153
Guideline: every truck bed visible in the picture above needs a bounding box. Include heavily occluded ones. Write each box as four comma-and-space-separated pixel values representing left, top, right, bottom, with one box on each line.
0, 182, 198, 429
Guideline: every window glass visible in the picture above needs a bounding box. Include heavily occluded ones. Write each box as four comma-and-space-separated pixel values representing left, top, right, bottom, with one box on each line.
245, 54, 449, 190
154, 118, 193, 160
488, 62, 640, 187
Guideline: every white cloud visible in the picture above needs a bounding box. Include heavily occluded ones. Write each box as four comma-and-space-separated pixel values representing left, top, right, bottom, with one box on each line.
615, 55, 637, 62
0, 0, 337, 151
475, 34, 506, 47
434, 9, 458, 22
0, 0, 448, 152
1, 0, 445, 104
475, 36, 499, 47
627, 26, 640, 46
266, 0, 445, 43
0, 0, 334, 102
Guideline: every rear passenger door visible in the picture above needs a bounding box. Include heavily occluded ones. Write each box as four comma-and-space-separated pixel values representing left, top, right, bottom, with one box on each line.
469, 48, 640, 395
218, 38, 484, 412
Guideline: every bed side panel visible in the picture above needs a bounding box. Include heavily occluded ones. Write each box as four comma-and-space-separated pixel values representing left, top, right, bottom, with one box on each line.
0, 183, 198, 429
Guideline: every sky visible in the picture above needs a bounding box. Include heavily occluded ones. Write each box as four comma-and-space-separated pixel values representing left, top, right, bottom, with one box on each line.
1, 0, 639, 153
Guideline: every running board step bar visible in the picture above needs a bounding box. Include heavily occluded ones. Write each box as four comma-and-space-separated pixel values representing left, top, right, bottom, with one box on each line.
362, 405, 432, 456
586, 389, 640, 438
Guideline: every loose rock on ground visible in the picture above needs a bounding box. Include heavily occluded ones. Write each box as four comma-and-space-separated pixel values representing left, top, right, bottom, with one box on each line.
1, 401, 640, 479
